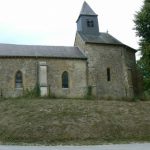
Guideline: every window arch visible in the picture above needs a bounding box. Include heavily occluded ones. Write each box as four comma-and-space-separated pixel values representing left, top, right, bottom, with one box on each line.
15, 71, 23, 88
62, 71, 69, 88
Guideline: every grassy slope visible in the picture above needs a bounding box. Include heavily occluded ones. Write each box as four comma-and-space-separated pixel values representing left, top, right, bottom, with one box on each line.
0, 98, 150, 145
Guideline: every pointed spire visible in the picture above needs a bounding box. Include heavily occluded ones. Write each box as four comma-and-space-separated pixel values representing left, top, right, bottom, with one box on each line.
80, 1, 97, 16
76, 1, 99, 34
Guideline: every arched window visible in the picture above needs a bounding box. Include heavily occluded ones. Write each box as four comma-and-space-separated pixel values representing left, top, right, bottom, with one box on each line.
107, 68, 111, 81
15, 71, 23, 88
62, 71, 69, 88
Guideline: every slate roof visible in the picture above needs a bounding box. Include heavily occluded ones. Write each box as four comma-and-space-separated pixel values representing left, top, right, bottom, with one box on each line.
78, 32, 123, 45
78, 32, 136, 51
79, 1, 97, 16
0, 44, 87, 59
76, 1, 97, 22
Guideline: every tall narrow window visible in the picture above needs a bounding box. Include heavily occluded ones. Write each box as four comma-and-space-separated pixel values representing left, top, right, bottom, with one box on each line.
15, 71, 23, 88
62, 71, 69, 88
107, 68, 111, 81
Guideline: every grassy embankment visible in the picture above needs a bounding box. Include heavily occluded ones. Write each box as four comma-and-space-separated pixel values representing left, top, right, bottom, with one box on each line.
0, 98, 150, 145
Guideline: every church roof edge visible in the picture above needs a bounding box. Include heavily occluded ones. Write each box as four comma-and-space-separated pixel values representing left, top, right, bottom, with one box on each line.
0, 44, 87, 59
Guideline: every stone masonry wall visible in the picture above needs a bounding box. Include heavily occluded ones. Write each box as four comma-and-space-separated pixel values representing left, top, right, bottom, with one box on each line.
124, 48, 138, 97
0, 58, 87, 98
74, 32, 135, 99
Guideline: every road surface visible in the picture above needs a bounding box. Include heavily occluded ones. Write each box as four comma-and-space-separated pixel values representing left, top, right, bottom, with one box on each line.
0, 143, 149, 150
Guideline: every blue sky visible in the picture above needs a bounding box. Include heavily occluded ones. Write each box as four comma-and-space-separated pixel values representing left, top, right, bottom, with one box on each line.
0, 0, 143, 58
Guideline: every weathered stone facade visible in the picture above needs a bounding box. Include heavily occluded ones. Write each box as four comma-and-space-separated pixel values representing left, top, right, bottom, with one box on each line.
74, 32, 137, 99
0, 58, 87, 98
0, 2, 139, 99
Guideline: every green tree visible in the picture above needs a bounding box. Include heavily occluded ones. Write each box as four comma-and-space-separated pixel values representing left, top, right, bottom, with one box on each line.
134, 0, 150, 92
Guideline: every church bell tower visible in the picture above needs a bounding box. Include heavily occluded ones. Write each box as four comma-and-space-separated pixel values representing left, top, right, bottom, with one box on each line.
76, 1, 99, 35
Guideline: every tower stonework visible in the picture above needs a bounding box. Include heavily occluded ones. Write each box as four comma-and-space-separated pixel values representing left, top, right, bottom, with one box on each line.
75, 2, 138, 99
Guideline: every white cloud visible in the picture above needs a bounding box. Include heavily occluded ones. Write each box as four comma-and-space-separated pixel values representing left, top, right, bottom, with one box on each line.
0, 0, 143, 52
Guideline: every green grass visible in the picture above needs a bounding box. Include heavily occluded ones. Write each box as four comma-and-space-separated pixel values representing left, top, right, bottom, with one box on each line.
0, 98, 150, 145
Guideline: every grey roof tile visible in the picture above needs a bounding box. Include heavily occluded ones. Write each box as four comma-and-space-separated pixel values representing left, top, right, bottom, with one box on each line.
80, 1, 97, 16
0, 44, 87, 59
78, 32, 123, 45
76, 1, 97, 22
78, 32, 136, 51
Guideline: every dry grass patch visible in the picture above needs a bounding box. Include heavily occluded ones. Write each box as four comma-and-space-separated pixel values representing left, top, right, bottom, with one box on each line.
0, 98, 149, 145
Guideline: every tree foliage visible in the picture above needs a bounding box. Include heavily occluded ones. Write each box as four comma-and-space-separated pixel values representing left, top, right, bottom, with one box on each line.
134, 0, 150, 41
134, 0, 150, 92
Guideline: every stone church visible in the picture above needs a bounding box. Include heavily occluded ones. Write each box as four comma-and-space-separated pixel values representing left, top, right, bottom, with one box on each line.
0, 2, 138, 99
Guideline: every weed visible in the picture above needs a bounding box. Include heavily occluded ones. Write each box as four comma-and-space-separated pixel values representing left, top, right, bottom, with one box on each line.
132, 96, 140, 102
84, 86, 95, 100
23, 83, 40, 98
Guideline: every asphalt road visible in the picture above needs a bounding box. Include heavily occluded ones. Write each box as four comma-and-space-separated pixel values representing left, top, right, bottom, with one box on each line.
0, 143, 149, 150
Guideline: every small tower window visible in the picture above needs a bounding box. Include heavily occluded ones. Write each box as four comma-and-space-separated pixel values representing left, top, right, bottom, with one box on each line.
87, 20, 94, 27
15, 71, 23, 88
107, 68, 111, 81
62, 71, 69, 88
